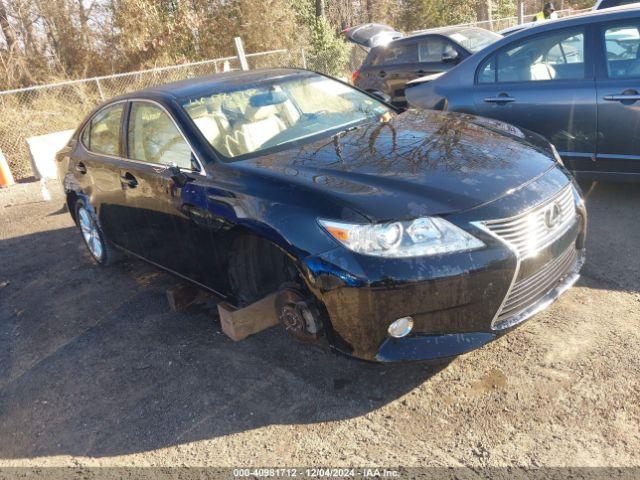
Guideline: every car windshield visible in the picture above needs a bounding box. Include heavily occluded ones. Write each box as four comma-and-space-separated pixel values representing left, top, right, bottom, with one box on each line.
181, 73, 390, 160
442, 27, 501, 53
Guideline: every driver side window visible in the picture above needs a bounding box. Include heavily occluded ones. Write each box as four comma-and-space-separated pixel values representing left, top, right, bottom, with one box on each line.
479, 29, 585, 83
127, 102, 193, 169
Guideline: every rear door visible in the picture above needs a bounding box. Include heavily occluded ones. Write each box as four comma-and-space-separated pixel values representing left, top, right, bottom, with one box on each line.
594, 20, 640, 175
362, 40, 419, 105
472, 27, 597, 170
75, 102, 131, 248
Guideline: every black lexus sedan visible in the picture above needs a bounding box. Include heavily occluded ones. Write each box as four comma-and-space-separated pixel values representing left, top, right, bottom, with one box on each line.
57, 68, 587, 362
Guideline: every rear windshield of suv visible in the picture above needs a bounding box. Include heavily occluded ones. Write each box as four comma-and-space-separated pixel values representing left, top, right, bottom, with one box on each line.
370, 43, 417, 66
439, 27, 501, 53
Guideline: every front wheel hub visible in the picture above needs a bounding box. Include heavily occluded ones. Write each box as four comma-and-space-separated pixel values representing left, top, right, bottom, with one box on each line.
276, 287, 323, 342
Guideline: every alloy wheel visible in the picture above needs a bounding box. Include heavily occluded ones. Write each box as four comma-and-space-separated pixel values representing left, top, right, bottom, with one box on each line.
78, 206, 103, 261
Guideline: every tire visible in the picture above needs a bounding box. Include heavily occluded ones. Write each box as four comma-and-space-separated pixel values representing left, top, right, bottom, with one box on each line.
75, 199, 121, 265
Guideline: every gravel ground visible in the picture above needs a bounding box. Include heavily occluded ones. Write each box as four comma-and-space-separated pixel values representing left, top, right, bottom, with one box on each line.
0, 180, 638, 468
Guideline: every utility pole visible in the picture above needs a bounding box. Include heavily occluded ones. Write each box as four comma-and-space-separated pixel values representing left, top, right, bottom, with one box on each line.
517, 0, 525, 24
315, 0, 325, 18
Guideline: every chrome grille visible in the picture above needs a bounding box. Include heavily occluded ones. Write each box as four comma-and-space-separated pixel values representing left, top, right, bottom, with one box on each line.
494, 246, 578, 329
483, 186, 576, 259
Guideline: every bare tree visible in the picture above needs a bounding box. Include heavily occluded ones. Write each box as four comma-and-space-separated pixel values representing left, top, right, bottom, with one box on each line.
0, 0, 16, 51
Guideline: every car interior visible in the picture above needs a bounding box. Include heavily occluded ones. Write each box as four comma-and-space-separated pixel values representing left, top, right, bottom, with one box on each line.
128, 103, 193, 169
182, 78, 385, 159
184, 90, 301, 157
479, 31, 586, 82
604, 25, 640, 77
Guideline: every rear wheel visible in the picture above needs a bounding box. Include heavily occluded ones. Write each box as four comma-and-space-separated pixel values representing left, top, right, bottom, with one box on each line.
75, 200, 120, 265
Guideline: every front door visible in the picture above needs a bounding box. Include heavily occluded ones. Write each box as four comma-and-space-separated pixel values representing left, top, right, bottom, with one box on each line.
122, 100, 203, 278
595, 20, 640, 176
473, 27, 597, 170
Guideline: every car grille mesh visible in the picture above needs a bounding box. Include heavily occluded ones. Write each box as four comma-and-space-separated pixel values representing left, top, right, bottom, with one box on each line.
483, 185, 576, 259
494, 245, 577, 328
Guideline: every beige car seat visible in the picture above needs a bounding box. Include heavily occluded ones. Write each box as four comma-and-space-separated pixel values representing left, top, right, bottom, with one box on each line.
232, 105, 287, 154
530, 62, 556, 80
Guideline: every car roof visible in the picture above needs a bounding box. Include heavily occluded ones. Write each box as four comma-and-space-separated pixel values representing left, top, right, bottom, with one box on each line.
380, 26, 499, 51
502, 3, 640, 41
411, 26, 494, 37
113, 68, 311, 101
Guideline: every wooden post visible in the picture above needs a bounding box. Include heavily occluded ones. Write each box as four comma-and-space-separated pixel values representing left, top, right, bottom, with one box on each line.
234, 37, 249, 71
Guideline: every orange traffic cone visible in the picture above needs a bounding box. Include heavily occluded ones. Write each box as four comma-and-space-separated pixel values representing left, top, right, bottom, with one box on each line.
0, 150, 15, 187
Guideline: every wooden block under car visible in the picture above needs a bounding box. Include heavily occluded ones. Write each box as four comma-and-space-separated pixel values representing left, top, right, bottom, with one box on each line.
218, 293, 279, 341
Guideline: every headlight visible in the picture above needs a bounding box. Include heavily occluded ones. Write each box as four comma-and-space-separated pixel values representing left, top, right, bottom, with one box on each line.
319, 217, 485, 258
549, 143, 564, 166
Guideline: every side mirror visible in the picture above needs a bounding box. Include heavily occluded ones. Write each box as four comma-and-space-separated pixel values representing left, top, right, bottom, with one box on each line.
442, 50, 460, 63
168, 164, 191, 188
369, 89, 392, 104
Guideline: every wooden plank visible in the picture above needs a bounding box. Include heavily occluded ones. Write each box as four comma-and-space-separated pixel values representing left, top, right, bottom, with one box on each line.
218, 293, 279, 342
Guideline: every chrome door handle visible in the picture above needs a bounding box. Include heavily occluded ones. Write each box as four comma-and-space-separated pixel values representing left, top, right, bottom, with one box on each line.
484, 96, 515, 103
603, 94, 640, 101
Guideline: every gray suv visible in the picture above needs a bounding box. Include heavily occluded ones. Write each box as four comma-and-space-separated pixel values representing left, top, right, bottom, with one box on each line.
346, 24, 501, 107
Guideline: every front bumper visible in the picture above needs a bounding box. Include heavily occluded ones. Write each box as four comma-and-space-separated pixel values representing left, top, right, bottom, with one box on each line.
302, 172, 587, 362
375, 248, 584, 362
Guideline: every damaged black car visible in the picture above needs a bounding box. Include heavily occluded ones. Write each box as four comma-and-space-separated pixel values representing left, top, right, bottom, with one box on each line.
57, 68, 586, 362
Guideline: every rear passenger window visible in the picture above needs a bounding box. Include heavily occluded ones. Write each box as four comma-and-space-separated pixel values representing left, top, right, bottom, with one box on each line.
84, 104, 124, 156
603, 24, 640, 78
127, 102, 193, 169
371, 43, 417, 65
418, 38, 454, 62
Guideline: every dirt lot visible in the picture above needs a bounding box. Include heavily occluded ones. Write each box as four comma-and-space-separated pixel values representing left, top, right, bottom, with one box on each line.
0, 180, 638, 468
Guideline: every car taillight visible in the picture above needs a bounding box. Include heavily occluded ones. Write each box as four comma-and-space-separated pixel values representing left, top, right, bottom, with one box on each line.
351, 69, 360, 85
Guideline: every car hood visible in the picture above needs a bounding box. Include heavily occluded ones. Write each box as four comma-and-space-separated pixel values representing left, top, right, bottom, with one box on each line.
232, 110, 559, 222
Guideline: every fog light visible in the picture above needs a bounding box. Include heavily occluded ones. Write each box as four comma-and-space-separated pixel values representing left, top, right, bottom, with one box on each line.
388, 316, 414, 338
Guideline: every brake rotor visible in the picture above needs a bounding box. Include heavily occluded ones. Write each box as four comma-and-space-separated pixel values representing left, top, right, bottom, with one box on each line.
275, 286, 323, 342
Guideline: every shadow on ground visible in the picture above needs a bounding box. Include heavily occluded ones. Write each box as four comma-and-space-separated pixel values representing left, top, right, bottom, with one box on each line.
0, 180, 637, 459
0, 226, 445, 458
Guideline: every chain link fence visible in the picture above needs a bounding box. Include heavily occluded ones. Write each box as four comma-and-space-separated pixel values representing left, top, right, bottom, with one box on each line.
0, 48, 306, 181
0, 44, 367, 181
0, 7, 587, 182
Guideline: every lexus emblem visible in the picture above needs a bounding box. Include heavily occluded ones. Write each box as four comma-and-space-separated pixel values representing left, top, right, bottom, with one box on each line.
544, 202, 562, 230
